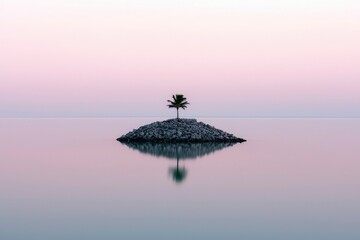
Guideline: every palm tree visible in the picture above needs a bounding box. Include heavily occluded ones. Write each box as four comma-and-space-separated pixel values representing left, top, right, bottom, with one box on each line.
167, 94, 189, 119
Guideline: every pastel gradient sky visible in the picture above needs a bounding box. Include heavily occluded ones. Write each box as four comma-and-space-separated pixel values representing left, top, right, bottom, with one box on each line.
1, 0, 359, 117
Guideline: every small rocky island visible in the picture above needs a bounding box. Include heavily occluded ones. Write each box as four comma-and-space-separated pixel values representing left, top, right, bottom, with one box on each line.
118, 94, 246, 143
117, 118, 246, 143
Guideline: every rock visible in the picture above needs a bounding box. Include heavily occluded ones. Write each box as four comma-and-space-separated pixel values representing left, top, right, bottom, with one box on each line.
117, 118, 246, 143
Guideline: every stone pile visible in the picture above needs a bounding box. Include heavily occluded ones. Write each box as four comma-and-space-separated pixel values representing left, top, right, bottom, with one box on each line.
117, 118, 246, 143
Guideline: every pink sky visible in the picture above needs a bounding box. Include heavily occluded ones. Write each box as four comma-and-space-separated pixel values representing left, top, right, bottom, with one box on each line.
1, 0, 359, 117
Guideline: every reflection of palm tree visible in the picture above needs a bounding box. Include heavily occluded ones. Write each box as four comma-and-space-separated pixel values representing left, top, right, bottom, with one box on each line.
120, 142, 240, 184
169, 146, 187, 183
167, 94, 189, 119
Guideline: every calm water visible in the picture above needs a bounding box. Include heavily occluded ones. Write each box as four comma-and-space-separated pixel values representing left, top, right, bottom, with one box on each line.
1, 118, 359, 240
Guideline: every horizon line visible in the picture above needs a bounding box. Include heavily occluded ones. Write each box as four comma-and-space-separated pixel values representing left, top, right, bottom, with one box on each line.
1, 116, 359, 119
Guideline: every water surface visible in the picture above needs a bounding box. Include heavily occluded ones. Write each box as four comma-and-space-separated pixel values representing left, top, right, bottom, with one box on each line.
0, 118, 359, 240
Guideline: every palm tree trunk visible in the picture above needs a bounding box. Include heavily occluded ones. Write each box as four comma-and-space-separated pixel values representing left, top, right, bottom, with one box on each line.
177, 108, 179, 119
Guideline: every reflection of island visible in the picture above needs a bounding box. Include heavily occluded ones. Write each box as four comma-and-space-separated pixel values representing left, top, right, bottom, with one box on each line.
120, 142, 237, 160
121, 142, 238, 184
